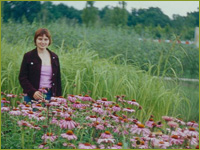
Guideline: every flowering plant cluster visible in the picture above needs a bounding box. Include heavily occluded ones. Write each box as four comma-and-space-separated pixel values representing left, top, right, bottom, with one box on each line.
1, 92, 199, 149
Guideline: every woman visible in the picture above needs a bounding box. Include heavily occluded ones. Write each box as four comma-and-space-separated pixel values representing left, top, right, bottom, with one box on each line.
19, 28, 62, 103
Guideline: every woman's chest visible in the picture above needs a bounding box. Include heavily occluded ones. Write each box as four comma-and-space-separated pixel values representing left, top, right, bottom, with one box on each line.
39, 54, 51, 66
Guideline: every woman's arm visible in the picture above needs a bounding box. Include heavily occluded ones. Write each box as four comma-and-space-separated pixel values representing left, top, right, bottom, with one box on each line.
18, 54, 37, 99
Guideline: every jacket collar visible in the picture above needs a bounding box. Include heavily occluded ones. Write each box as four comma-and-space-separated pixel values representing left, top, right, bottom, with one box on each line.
31, 47, 57, 60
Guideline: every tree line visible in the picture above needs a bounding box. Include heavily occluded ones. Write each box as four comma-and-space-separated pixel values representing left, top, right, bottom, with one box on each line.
1, 1, 199, 40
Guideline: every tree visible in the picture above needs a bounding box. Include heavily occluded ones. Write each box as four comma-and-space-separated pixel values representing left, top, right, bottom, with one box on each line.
81, 1, 98, 27
103, 1, 128, 27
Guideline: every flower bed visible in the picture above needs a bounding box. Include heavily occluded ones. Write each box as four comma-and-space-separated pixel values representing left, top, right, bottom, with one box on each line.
1, 93, 199, 149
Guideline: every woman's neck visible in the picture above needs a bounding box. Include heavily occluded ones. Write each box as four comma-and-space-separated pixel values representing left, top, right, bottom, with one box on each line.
37, 47, 48, 54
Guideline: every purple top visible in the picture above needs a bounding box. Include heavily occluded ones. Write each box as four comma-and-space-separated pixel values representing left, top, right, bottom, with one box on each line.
39, 65, 52, 89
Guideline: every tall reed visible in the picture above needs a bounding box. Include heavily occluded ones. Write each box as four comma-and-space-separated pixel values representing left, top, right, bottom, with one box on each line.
1, 39, 191, 122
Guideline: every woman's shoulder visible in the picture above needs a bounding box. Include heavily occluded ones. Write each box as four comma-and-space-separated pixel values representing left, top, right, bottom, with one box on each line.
47, 48, 59, 58
23, 48, 37, 58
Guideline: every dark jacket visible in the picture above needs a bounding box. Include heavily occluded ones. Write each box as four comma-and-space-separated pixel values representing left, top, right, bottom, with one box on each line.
19, 48, 62, 99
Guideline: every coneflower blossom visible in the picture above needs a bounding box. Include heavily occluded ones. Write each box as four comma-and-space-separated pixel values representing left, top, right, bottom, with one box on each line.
51, 96, 67, 104
123, 107, 135, 113
1, 98, 10, 104
112, 104, 121, 112
167, 121, 179, 128
33, 114, 46, 121
110, 142, 123, 149
95, 124, 104, 130
145, 118, 155, 128
80, 95, 93, 101
38, 142, 49, 149
61, 130, 77, 140
49, 101, 60, 106
97, 138, 115, 144
59, 117, 78, 129
131, 138, 148, 149
63, 143, 76, 148
162, 116, 174, 122
130, 124, 151, 136
50, 117, 59, 125
67, 95, 77, 103
42, 132, 58, 142
72, 102, 86, 109
184, 127, 199, 137
78, 143, 96, 149
6, 94, 17, 98
1, 106, 10, 112
127, 100, 139, 107
92, 105, 104, 114
39, 88, 48, 94
23, 111, 36, 119
100, 131, 113, 139
187, 121, 199, 128
86, 115, 102, 122
97, 98, 113, 106
97, 131, 115, 144
9, 108, 21, 116
152, 139, 170, 149
169, 135, 184, 145
32, 103, 43, 109
174, 118, 186, 125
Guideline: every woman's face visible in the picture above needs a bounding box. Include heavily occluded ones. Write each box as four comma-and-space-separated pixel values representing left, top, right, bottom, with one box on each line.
36, 34, 50, 50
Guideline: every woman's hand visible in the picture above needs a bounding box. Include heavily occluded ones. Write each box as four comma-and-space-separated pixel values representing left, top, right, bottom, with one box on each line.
33, 91, 43, 100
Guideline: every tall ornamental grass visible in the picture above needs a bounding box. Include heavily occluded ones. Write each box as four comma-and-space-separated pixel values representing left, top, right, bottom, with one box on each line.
1, 39, 191, 122
1, 21, 199, 79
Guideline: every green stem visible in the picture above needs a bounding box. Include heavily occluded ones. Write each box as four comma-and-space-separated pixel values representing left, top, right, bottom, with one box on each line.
21, 127, 25, 149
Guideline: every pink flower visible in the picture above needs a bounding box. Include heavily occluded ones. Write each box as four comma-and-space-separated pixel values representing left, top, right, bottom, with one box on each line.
80, 95, 93, 101
100, 131, 113, 139
6, 94, 17, 98
174, 118, 186, 125
61, 130, 77, 140
59, 117, 77, 129
184, 127, 199, 137
94, 123, 104, 130
127, 100, 139, 107
122, 108, 135, 113
72, 102, 86, 109
63, 143, 76, 148
130, 124, 151, 136
39, 88, 47, 94
86, 115, 102, 122
97, 138, 115, 144
32, 103, 43, 109
152, 139, 170, 149
109, 143, 123, 149
9, 108, 21, 116
50, 117, 59, 125
97, 98, 113, 106
67, 95, 77, 103
49, 101, 60, 106
1, 106, 10, 112
187, 121, 199, 128
51, 96, 66, 104
169, 135, 184, 145
92, 105, 104, 114
162, 116, 174, 122
112, 104, 121, 112
167, 121, 179, 128
23, 110, 36, 119
78, 143, 96, 149
41, 133, 58, 142
33, 114, 46, 121
38, 143, 49, 149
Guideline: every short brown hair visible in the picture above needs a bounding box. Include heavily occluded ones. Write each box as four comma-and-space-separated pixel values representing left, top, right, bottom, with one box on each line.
34, 28, 52, 46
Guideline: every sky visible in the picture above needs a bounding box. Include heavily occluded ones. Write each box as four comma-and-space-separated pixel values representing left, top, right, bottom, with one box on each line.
51, 1, 199, 19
